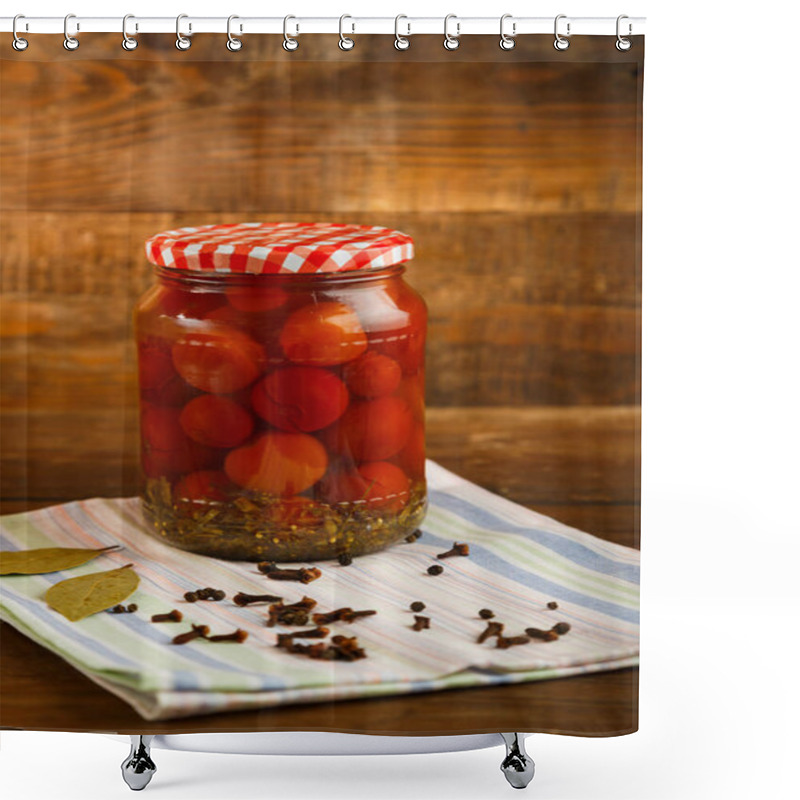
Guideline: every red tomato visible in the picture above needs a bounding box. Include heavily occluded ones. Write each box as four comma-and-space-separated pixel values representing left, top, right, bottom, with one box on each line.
397, 424, 426, 481
280, 301, 368, 366
158, 286, 225, 318
173, 470, 233, 509
330, 396, 413, 462
316, 465, 372, 506
179, 394, 254, 448
140, 404, 220, 478
226, 285, 288, 313
137, 337, 176, 392
172, 327, 264, 394
251, 367, 349, 433
224, 432, 328, 496
358, 461, 411, 512
343, 351, 402, 399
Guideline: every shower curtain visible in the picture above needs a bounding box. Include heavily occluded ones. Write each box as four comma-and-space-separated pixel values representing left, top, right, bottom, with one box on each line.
0, 28, 643, 738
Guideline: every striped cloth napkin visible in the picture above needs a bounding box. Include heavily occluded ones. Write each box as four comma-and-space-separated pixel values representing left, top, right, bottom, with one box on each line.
0, 462, 639, 721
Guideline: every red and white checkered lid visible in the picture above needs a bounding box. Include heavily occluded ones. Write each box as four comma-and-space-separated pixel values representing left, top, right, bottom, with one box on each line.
145, 222, 414, 275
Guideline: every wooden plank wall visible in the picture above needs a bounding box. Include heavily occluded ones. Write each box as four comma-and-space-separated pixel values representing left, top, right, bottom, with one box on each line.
0, 35, 642, 531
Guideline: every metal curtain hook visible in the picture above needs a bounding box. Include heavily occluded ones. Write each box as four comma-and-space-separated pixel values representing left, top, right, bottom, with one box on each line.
443, 14, 460, 50
499, 14, 516, 50
227, 15, 243, 51
122, 14, 138, 51
554, 14, 570, 51
283, 15, 299, 51
176, 14, 192, 50
394, 15, 410, 50
616, 14, 632, 51
63, 13, 79, 51
12, 14, 29, 51
339, 14, 355, 50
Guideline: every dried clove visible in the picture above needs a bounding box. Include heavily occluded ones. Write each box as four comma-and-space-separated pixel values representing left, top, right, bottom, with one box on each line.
266, 597, 318, 628
233, 591, 283, 607
496, 635, 530, 649
257, 561, 277, 574
312, 607, 376, 625
276, 627, 330, 646
151, 609, 183, 623
410, 601, 426, 613
412, 615, 430, 631
276, 632, 366, 661
547, 601, 559, 610
427, 565, 444, 576
172, 624, 210, 645
552, 622, 571, 636
207, 628, 248, 643
525, 627, 559, 642
477, 621, 504, 644
263, 566, 322, 584
478, 608, 494, 619
437, 542, 470, 559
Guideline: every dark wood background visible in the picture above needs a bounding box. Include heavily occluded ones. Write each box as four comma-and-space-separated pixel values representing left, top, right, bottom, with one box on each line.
0, 34, 641, 734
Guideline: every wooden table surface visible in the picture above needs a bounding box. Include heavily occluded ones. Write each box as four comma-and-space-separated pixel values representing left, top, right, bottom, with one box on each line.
0, 406, 639, 737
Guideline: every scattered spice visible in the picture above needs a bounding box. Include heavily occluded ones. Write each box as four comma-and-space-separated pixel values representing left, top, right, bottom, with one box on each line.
276, 627, 329, 646
496, 635, 530, 649
410, 601, 426, 613
233, 591, 283, 607
213, 589, 226, 601
478, 608, 494, 619
337, 553, 353, 566
151, 610, 183, 623
261, 566, 322, 584
127, 603, 138, 613
477, 621, 504, 644
437, 542, 470, 559
266, 596, 318, 627
45, 564, 139, 622
207, 628, 248, 643
427, 565, 444, 576
185, 588, 224, 602
405, 529, 423, 543
552, 622, 571, 636
184, 591, 198, 603
172, 624, 210, 645
312, 607, 377, 625
257, 562, 277, 574
276, 633, 367, 661
525, 627, 559, 642
412, 615, 430, 631
547, 601, 559, 610
109, 604, 127, 614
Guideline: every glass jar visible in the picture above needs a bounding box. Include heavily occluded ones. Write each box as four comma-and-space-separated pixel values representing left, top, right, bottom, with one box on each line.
134, 223, 427, 562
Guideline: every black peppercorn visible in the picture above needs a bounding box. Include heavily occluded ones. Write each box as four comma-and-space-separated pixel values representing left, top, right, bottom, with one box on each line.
338, 553, 353, 566
547, 601, 559, 610
127, 604, 138, 613
410, 601, 426, 612
479, 608, 494, 619
427, 565, 444, 576
552, 622, 571, 636
184, 591, 197, 603
213, 590, 226, 601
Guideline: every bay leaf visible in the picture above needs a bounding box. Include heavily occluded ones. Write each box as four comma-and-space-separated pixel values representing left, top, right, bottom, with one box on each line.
45, 564, 139, 622
0, 545, 121, 575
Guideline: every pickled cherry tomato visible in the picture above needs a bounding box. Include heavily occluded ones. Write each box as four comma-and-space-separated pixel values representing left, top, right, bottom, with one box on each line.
172, 327, 264, 394
225, 431, 328, 496
397, 425, 426, 479
316, 466, 372, 506
343, 351, 402, 399
157, 286, 225, 318
174, 470, 233, 509
140, 404, 219, 477
334, 396, 413, 461
358, 461, 410, 512
251, 367, 349, 433
280, 301, 367, 366
179, 394, 254, 448
138, 338, 176, 392
226, 285, 288, 313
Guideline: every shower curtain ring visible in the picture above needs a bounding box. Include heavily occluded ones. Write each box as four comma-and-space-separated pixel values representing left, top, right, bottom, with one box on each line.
394, 15, 410, 50
63, 14, 79, 51
554, 14, 570, 51
283, 15, 299, 51
443, 14, 460, 51
615, 15, 632, 51
227, 15, 243, 51
339, 15, 355, 51
122, 15, 138, 51
12, 15, 28, 51
176, 14, 192, 50
499, 14, 516, 50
